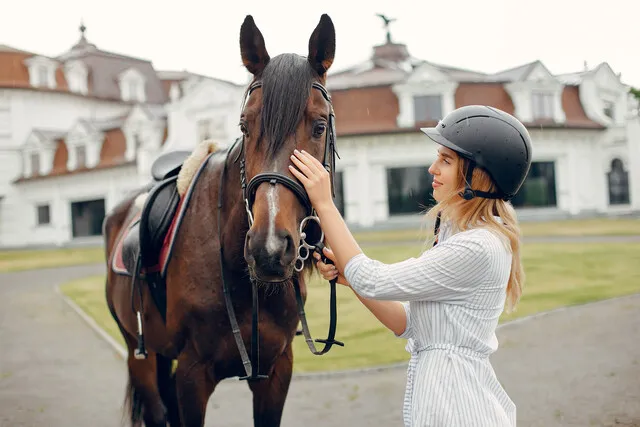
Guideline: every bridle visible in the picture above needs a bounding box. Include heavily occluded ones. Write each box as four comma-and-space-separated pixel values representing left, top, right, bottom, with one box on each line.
217, 79, 343, 381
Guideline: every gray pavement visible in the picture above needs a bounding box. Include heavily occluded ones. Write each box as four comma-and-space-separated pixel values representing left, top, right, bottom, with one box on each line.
0, 263, 638, 426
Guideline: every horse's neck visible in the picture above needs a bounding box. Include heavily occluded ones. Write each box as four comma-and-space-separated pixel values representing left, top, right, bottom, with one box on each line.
218, 150, 251, 272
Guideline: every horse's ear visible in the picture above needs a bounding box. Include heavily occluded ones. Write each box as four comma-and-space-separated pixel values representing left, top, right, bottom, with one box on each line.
307, 14, 336, 77
240, 15, 270, 76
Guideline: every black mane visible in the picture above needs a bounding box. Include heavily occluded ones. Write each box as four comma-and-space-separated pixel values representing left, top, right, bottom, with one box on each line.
259, 54, 318, 158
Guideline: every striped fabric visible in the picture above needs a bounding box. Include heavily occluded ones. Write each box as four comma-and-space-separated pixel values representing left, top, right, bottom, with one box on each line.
344, 219, 516, 426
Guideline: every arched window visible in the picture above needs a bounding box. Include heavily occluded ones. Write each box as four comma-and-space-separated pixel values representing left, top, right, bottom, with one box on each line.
607, 158, 630, 205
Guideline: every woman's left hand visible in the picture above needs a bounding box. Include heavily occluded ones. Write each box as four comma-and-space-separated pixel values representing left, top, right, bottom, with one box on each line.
289, 149, 334, 212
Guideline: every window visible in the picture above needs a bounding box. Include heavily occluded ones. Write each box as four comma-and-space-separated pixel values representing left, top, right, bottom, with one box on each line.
603, 100, 615, 120
510, 161, 557, 208
387, 166, 436, 215
76, 145, 86, 168
128, 81, 139, 101
608, 158, 629, 205
197, 119, 211, 143
38, 66, 49, 87
36, 204, 50, 225
532, 92, 554, 120
413, 95, 442, 122
30, 153, 40, 175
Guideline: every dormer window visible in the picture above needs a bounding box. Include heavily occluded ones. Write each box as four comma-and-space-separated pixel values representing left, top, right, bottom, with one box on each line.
76, 145, 87, 168
532, 92, 555, 120
30, 153, 41, 175
64, 60, 89, 95
413, 95, 443, 122
603, 100, 615, 120
118, 68, 146, 103
38, 66, 48, 87
24, 56, 59, 89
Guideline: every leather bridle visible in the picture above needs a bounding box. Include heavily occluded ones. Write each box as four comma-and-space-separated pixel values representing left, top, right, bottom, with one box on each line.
217, 79, 343, 381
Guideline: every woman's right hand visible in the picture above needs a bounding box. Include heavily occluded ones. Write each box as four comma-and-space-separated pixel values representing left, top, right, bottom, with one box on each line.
314, 247, 350, 287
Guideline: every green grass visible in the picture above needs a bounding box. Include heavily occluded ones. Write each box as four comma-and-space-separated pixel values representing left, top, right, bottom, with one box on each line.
2, 217, 639, 273
0, 247, 105, 273
59, 241, 640, 373
352, 217, 640, 244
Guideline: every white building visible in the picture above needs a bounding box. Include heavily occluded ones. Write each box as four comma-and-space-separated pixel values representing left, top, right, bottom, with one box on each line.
0, 25, 244, 249
0, 27, 638, 248
323, 41, 640, 227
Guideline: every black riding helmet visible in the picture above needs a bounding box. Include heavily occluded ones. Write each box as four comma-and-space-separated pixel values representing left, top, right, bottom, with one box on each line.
421, 105, 533, 201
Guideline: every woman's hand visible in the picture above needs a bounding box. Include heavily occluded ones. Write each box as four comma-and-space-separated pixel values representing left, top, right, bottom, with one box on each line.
313, 247, 350, 287
289, 149, 334, 214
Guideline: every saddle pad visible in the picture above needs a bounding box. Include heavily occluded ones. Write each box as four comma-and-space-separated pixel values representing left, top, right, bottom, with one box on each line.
112, 211, 142, 276
111, 150, 215, 278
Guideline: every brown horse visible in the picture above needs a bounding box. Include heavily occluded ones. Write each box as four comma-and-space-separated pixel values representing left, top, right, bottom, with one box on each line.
104, 13, 338, 427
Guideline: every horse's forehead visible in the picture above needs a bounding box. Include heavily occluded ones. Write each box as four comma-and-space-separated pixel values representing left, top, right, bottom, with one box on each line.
307, 89, 330, 115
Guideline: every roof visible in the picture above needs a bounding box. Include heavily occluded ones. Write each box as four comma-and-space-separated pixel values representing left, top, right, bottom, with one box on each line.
0, 25, 168, 104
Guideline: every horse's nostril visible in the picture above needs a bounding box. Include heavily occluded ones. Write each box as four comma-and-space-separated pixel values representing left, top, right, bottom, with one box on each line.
281, 233, 295, 265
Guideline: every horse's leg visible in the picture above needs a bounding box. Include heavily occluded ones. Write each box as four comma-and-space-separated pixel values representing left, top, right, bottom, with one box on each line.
248, 343, 294, 427
174, 346, 217, 427
157, 354, 181, 426
123, 331, 170, 427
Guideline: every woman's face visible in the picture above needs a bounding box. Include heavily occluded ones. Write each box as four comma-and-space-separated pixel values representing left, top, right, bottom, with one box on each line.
428, 146, 460, 202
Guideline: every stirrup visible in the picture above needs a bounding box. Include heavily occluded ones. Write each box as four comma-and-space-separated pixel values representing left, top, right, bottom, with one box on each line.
134, 311, 148, 360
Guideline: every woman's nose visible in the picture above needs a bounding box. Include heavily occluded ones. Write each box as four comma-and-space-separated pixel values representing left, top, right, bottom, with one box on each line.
428, 163, 437, 175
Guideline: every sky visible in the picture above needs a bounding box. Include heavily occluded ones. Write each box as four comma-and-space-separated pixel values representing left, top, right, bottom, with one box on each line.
2, 0, 639, 88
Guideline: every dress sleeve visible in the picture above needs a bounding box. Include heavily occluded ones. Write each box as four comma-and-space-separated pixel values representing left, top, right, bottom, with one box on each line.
343, 230, 492, 303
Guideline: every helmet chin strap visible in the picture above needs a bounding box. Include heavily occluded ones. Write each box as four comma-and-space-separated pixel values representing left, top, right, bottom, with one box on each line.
458, 161, 508, 201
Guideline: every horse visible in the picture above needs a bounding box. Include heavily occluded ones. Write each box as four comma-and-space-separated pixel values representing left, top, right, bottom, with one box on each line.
104, 13, 339, 427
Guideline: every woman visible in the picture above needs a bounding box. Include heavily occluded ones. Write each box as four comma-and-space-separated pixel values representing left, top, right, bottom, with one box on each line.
288, 105, 533, 426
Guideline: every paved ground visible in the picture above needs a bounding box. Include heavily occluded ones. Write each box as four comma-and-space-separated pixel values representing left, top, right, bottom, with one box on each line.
0, 263, 639, 426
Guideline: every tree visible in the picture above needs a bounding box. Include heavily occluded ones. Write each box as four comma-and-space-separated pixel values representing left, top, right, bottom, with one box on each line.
630, 87, 640, 117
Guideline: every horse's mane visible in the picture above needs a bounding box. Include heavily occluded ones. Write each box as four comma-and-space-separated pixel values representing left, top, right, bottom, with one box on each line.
243, 54, 319, 161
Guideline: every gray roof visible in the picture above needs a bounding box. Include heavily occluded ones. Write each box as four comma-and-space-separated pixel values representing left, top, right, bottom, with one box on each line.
56, 36, 168, 104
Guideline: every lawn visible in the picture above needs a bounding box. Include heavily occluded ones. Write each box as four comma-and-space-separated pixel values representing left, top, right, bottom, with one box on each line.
352, 217, 640, 244
58, 241, 640, 373
2, 217, 639, 273
0, 247, 105, 273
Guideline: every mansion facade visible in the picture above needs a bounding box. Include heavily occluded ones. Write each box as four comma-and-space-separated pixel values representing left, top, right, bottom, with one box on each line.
0, 26, 638, 248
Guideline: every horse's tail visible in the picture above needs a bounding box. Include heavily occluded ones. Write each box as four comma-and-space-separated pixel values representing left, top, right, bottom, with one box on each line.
121, 355, 178, 426
123, 375, 144, 426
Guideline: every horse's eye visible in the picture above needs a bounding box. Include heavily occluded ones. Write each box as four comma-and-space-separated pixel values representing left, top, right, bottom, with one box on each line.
313, 123, 326, 138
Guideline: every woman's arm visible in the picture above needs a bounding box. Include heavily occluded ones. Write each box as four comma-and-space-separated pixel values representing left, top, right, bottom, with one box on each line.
289, 149, 491, 302
316, 248, 410, 337
353, 292, 409, 337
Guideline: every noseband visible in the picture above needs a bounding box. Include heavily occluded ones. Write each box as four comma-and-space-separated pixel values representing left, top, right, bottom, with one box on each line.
239, 80, 339, 271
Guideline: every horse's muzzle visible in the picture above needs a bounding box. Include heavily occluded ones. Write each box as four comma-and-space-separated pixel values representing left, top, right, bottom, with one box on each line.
245, 228, 296, 282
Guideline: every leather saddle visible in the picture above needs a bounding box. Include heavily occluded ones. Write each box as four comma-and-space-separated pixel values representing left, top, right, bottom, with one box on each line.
121, 150, 191, 279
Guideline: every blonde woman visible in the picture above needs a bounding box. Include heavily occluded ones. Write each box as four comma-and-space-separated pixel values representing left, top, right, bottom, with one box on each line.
289, 105, 532, 427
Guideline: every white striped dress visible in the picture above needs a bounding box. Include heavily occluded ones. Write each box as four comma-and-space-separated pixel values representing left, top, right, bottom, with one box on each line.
344, 220, 516, 426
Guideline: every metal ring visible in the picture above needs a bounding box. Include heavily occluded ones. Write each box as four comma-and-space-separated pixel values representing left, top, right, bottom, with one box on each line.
299, 216, 324, 246
298, 245, 310, 261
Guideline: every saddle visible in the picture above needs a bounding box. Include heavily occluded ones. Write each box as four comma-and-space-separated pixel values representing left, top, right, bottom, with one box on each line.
115, 150, 190, 277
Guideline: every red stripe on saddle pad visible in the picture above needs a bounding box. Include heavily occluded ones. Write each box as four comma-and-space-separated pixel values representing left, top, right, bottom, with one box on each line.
111, 211, 142, 276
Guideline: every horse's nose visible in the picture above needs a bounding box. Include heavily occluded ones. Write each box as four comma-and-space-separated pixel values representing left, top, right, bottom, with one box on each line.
245, 228, 296, 278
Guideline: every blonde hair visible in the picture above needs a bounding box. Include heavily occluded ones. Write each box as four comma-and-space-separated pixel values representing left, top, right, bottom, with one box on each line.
424, 156, 524, 313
